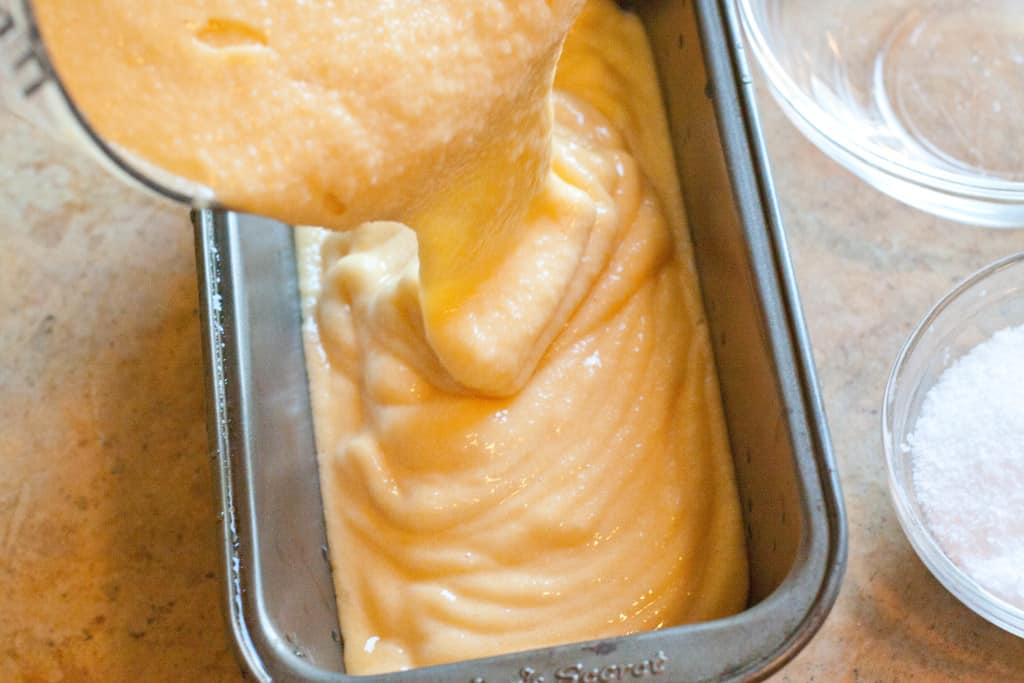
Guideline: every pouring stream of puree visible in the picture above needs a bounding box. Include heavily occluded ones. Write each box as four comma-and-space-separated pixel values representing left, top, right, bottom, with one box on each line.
35, 0, 749, 673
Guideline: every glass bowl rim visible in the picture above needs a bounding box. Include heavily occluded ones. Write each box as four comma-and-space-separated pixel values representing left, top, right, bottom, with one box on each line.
18, 0, 218, 207
882, 250, 1024, 638
735, 0, 1024, 203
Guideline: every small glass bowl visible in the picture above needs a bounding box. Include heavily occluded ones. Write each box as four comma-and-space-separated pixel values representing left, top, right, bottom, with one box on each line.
737, 0, 1024, 227
883, 251, 1024, 638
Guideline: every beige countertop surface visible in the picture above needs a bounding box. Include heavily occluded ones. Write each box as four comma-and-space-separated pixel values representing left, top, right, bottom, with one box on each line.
3, 84, 1024, 681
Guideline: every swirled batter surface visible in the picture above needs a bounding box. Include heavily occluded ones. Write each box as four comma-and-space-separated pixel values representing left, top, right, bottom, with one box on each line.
297, 1, 747, 673
36, 0, 749, 673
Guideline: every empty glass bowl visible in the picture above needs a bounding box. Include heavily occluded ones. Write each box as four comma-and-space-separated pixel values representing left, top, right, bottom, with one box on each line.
883, 251, 1024, 638
738, 0, 1024, 227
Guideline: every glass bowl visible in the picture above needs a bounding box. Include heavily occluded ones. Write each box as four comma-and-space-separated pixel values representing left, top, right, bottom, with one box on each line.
737, 0, 1024, 227
883, 251, 1024, 638
0, 0, 215, 206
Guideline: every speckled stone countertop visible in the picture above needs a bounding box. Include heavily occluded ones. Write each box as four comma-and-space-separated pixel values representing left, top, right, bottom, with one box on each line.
3, 84, 1024, 681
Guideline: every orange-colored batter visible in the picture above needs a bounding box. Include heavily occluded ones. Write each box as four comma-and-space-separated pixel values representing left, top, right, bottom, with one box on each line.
297, 2, 748, 673
35, 0, 749, 674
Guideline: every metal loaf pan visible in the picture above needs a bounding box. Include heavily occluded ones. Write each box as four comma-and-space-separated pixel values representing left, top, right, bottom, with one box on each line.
193, 0, 847, 680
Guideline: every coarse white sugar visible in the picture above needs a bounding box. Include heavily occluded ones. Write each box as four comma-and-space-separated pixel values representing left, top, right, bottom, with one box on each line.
908, 323, 1024, 610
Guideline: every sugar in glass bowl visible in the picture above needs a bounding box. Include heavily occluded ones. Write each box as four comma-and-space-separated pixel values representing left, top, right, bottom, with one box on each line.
883, 252, 1024, 638
737, 0, 1024, 227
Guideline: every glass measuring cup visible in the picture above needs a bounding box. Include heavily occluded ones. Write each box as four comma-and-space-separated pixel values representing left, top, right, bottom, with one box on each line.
0, 0, 215, 206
